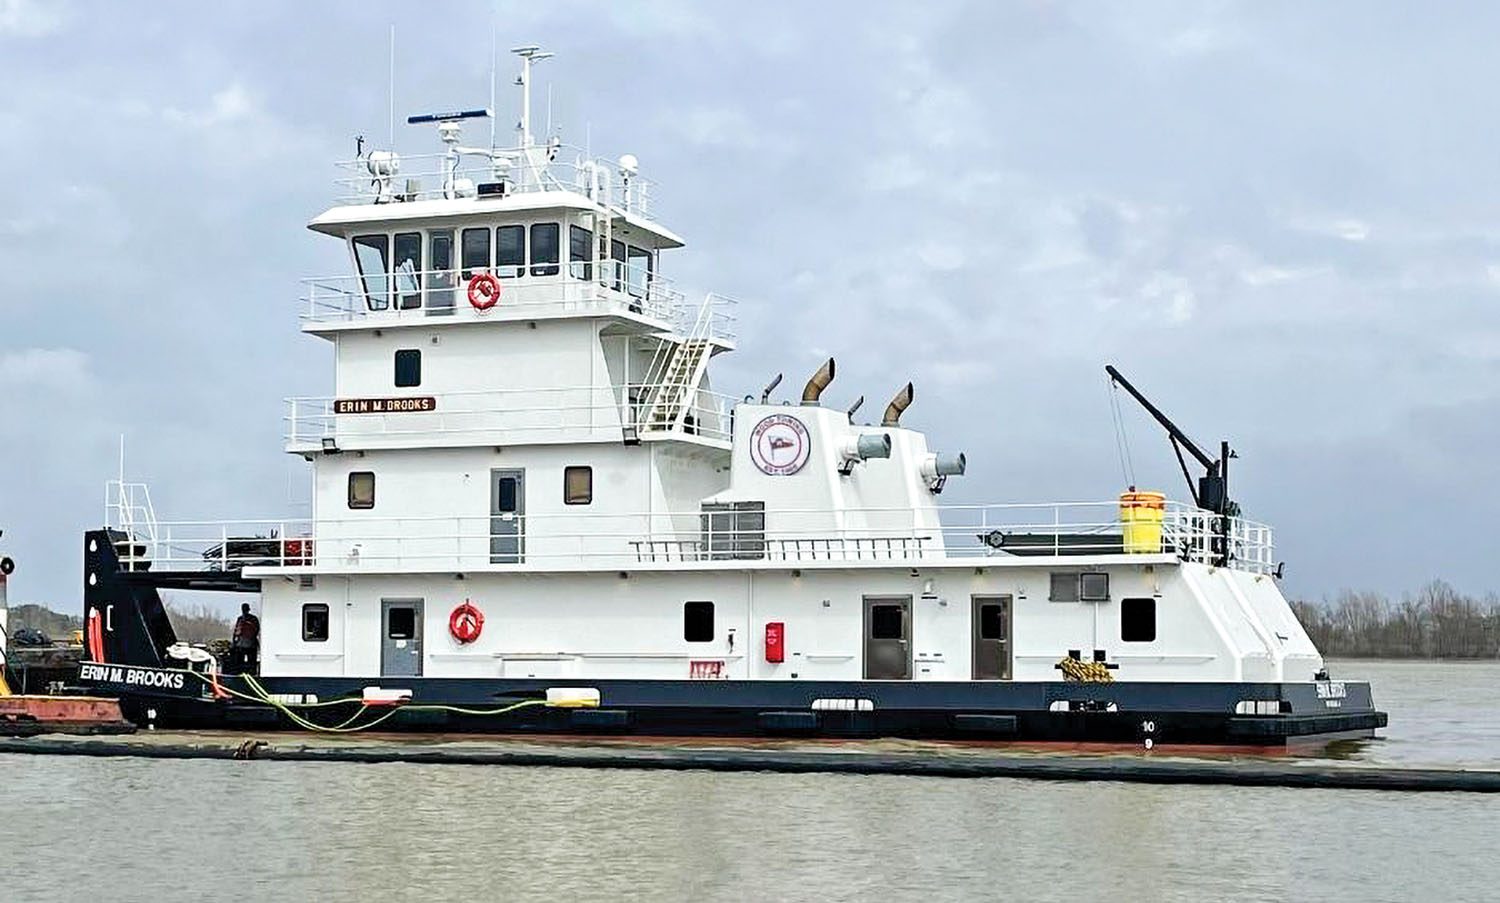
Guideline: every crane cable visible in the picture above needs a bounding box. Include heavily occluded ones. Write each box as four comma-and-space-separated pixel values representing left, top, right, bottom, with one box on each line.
1108, 378, 1137, 490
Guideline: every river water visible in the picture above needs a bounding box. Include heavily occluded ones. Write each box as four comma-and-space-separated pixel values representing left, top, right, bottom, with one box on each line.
3, 659, 1496, 902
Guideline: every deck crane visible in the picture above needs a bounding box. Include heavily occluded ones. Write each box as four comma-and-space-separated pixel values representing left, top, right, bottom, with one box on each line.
1105, 365, 1240, 566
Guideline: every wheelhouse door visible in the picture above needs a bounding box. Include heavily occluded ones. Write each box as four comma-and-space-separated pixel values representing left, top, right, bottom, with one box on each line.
490, 469, 525, 564
863, 596, 912, 680
381, 599, 423, 677
972, 595, 1013, 680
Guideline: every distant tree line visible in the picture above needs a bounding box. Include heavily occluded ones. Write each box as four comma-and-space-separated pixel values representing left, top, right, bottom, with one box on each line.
8, 598, 232, 646
1292, 581, 1500, 659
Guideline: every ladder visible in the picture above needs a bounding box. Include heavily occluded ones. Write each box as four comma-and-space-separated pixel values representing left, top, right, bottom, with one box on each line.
641, 338, 712, 433
637, 292, 720, 436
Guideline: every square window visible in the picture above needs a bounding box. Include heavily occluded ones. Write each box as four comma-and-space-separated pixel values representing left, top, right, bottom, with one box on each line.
564, 466, 593, 505
870, 604, 905, 640
1049, 572, 1079, 602
684, 601, 714, 642
302, 603, 329, 642
348, 471, 375, 509
1122, 597, 1157, 642
394, 349, 421, 387
1080, 572, 1110, 602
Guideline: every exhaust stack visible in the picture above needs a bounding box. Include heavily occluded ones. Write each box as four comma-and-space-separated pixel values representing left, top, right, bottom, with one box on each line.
882, 382, 914, 427
802, 358, 835, 406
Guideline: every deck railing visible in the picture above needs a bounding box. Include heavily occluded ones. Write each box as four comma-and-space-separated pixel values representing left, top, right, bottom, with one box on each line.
298, 265, 737, 344
104, 501, 1276, 576
284, 383, 738, 449
333, 143, 663, 219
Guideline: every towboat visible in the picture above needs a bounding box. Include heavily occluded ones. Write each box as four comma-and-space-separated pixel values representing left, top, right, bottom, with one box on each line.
76, 49, 1385, 746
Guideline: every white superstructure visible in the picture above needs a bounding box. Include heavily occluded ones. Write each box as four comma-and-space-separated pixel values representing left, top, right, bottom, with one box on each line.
106, 49, 1323, 690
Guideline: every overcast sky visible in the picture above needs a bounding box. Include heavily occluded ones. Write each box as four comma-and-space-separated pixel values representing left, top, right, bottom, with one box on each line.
2, 1, 1497, 611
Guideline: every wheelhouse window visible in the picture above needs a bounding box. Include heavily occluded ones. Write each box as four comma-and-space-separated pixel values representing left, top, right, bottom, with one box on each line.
564, 466, 593, 505
610, 239, 626, 291
626, 245, 652, 298
1121, 597, 1157, 642
348, 472, 375, 509
569, 225, 593, 280
302, 603, 329, 642
530, 223, 560, 277
393, 232, 422, 310
496, 225, 525, 278
684, 601, 714, 642
461, 227, 490, 280
394, 349, 421, 387
428, 230, 455, 312
353, 234, 390, 311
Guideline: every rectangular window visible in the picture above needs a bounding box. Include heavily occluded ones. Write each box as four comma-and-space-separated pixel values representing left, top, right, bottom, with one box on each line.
394, 349, 421, 387
569, 225, 593, 280
626, 245, 651, 298
564, 465, 593, 505
348, 471, 375, 509
530, 223, 560, 277
393, 232, 422, 309
352, 234, 390, 311
1122, 597, 1157, 642
611, 239, 627, 291
684, 601, 714, 642
496, 225, 525, 278
496, 476, 518, 513
1080, 572, 1110, 602
388, 606, 415, 640
870, 603, 905, 640
461, 227, 491, 280
1049, 572, 1079, 603
302, 603, 330, 642
428, 230, 454, 312
978, 603, 1005, 641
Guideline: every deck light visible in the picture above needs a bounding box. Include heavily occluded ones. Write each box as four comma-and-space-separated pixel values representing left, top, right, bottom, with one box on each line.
320, 437, 340, 454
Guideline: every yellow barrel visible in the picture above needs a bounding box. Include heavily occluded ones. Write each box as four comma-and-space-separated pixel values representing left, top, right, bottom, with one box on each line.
1119, 490, 1166, 554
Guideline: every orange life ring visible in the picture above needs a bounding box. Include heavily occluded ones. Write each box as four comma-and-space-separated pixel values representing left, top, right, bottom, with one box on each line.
448, 600, 484, 644
467, 272, 501, 310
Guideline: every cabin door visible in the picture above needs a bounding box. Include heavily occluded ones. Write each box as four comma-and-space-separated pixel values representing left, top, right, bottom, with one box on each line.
381, 599, 424, 677
490, 469, 525, 564
863, 596, 912, 680
972, 595, 1013, 680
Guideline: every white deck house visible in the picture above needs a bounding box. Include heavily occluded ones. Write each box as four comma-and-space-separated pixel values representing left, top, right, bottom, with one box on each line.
107, 49, 1320, 692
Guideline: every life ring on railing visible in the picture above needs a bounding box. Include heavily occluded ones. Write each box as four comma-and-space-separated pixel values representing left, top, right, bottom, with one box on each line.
448, 600, 484, 645
467, 272, 501, 310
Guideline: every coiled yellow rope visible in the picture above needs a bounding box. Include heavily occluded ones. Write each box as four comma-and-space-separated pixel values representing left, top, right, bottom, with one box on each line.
1057, 657, 1114, 683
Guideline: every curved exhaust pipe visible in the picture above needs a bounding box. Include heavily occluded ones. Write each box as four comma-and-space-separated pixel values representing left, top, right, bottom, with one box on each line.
882, 382, 914, 427
802, 358, 835, 406
846, 395, 864, 423
760, 373, 783, 404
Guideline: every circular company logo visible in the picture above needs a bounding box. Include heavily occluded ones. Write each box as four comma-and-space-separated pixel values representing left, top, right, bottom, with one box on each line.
750, 414, 811, 475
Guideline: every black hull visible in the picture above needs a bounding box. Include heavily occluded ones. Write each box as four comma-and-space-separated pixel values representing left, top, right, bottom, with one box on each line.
78, 666, 1386, 748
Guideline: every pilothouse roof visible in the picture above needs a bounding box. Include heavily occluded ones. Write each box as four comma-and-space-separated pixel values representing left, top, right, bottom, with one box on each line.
312, 46, 681, 247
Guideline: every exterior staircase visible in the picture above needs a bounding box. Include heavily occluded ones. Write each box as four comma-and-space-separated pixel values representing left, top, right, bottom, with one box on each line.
640, 337, 711, 434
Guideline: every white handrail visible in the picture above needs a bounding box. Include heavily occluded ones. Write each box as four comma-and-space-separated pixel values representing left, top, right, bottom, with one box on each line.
105, 500, 1277, 576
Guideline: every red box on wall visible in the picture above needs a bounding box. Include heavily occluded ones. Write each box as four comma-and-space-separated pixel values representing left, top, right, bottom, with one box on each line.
765, 621, 785, 663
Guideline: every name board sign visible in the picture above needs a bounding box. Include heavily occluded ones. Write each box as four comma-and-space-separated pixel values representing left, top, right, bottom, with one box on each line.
334, 397, 437, 414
